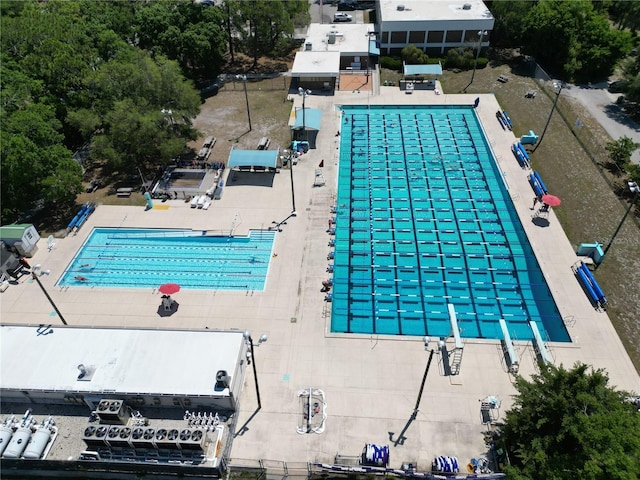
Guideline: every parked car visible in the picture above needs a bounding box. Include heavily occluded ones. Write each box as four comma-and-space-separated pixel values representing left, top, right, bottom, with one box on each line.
334, 12, 353, 22
199, 77, 225, 101
337, 1, 356, 11
608, 80, 629, 93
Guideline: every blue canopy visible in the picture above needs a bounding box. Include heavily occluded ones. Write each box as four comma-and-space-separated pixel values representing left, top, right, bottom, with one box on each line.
403, 62, 443, 76
291, 108, 322, 131
227, 147, 279, 168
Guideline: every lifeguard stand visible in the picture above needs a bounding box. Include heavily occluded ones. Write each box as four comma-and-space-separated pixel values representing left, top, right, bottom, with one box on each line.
480, 396, 501, 424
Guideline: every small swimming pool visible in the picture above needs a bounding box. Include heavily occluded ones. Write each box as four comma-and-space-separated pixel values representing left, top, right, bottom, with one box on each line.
57, 228, 275, 290
332, 105, 569, 342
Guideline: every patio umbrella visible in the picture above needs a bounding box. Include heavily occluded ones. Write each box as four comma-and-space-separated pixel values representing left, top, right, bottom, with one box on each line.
541, 194, 561, 207
158, 283, 180, 295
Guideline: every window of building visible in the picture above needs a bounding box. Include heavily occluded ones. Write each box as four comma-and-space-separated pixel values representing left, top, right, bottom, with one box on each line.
445, 30, 463, 43
390, 31, 406, 43
409, 31, 426, 43
381, 31, 389, 43
427, 31, 444, 43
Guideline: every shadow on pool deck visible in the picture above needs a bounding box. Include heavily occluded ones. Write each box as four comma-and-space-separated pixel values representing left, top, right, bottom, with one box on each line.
157, 300, 179, 317
227, 170, 276, 187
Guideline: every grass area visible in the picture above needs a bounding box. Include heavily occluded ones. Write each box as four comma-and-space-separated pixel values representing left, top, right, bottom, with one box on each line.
68, 58, 640, 373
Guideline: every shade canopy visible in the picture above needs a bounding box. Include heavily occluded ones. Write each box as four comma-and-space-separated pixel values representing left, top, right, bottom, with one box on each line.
403, 62, 443, 76
291, 108, 322, 131
541, 194, 561, 207
159, 283, 181, 295
227, 148, 279, 169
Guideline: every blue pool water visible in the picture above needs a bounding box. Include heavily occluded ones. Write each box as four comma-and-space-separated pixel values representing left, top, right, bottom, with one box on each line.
332, 105, 570, 342
57, 228, 275, 290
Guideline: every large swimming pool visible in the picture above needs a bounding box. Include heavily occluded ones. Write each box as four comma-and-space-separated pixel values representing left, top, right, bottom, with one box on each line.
57, 228, 275, 290
331, 105, 569, 342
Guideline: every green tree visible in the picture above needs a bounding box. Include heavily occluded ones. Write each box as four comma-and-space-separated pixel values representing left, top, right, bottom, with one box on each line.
402, 45, 429, 65
0, 103, 81, 221
498, 363, 640, 480
605, 136, 640, 170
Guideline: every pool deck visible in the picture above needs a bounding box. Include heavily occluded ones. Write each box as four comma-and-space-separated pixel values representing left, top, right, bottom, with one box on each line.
2, 86, 639, 471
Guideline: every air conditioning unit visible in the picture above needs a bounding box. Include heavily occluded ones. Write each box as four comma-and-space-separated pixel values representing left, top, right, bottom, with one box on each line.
130, 427, 147, 449
142, 428, 157, 449
97, 399, 129, 424
154, 428, 178, 450
107, 426, 131, 448
215, 370, 231, 389
463, 3, 471, 9
82, 425, 107, 449
179, 428, 207, 451
397, 4, 405, 11
94, 425, 110, 447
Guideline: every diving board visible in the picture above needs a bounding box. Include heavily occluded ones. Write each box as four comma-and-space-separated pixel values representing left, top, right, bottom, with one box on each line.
499, 319, 519, 374
529, 320, 551, 365
447, 303, 464, 349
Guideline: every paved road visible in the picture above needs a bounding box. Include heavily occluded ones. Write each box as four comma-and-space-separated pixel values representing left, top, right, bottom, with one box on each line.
563, 82, 640, 165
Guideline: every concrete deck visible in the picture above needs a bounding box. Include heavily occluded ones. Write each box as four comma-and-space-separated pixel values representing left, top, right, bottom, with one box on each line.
2, 85, 638, 470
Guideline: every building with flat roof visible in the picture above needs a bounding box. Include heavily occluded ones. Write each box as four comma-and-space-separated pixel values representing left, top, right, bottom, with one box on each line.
0, 325, 248, 412
292, 23, 378, 90
376, 0, 494, 55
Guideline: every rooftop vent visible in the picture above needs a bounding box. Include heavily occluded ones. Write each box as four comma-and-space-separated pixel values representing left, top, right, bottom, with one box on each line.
397, 4, 405, 11
463, 3, 471, 9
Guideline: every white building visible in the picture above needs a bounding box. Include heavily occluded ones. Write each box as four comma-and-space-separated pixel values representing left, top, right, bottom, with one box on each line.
376, 0, 494, 56
0, 325, 249, 412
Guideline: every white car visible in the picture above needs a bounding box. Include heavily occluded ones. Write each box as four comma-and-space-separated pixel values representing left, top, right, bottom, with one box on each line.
333, 13, 353, 22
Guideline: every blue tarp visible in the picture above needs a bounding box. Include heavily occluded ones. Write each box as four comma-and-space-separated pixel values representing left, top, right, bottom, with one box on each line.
291, 108, 322, 131
227, 147, 279, 168
403, 62, 443, 76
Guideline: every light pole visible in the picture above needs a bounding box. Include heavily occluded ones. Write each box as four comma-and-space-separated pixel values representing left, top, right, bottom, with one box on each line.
532, 81, 565, 152
280, 149, 297, 215
298, 87, 311, 142
243, 331, 268, 410
237, 75, 252, 132
463, 30, 488, 92
596, 181, 639, 269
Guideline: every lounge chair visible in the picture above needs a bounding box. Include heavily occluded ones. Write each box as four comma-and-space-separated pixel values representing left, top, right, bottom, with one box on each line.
190, 196, 198, 208
47, 235, 56, 251
196, 195, 206, 208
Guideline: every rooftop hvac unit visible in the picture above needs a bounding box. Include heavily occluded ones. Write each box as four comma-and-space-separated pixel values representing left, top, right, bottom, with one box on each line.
305, 42, 312, 51
463, 3, 471, 9
179, 428, 207, 451
107, 426, 131, 448
94, 425, 109, 446
328, 33, 336, 44
97, 399, 129, 424
130, 427, 148, 449
397, 4, 405, 11
142, 427, 156, 449
153, 428, 179, 450
216, 370, 231, 389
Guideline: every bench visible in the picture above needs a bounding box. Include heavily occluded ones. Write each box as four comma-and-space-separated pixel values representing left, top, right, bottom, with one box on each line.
525, 90, 537, 98
116, 187, 133, 198
497, 75, 509, 83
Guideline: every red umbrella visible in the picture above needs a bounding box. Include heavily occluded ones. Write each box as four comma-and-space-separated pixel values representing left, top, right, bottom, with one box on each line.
541, 194, 561, 207
158, 283, 180, 295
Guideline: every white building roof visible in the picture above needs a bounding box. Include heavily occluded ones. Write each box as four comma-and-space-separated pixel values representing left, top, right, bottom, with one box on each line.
304, 23, 376, 55
0, 325, 245, 398
291, 51, 341, 77
379, 0, 493, 23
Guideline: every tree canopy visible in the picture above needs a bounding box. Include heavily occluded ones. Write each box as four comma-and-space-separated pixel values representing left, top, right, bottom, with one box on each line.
0, 0, 307, 224
490, 0, 634, 81
498, 363, 640, 480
